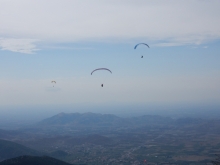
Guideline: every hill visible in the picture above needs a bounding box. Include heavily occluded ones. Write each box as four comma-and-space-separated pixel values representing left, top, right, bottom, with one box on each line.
0, 139, 42, 161
0, 155, 75, 165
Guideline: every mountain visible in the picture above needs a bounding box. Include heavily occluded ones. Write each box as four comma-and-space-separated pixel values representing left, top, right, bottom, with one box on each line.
0, 139, 42, 161
38, 112, 175, 127
0, 155, 75, 165
39, 112, 125, 126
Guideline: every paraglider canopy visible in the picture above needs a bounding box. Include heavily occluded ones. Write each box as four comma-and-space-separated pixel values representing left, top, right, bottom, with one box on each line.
134, 43, 150, 49
91, 68, 112, 75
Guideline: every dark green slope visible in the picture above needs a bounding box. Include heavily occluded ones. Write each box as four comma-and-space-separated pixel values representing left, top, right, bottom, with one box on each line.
0, 155, 72, 165
0, 139, 42, 161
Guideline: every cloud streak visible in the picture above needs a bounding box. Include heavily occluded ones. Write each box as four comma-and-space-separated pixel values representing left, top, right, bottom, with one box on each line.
0, 38, 39, 54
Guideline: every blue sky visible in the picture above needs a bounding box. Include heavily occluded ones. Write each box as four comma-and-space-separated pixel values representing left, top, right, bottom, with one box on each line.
0, 0, 220, 118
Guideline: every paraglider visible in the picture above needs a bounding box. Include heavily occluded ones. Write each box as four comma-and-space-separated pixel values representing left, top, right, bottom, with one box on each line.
91, 68, 112, 87
134, 43, 150, 49
134, 43, 150, 58
51, 81, 56, 87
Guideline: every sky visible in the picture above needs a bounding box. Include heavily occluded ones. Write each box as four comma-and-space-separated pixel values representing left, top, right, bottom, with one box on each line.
0, 0, 220, 120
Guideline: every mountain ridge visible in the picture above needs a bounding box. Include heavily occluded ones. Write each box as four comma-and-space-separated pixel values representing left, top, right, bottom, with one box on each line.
38, 112, 173, 126
0, 139, 42, 161
0, 155, 80, 165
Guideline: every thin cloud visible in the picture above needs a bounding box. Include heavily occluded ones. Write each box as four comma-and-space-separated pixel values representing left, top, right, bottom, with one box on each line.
0, 38, 39, 54
153, 42, 184, 47
42, 45, 94, 50
152, 33, 219, 47
0, 0, 220, 51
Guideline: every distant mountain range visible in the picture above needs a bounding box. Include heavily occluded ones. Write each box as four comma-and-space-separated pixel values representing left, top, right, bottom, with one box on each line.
1, 112, 220, 137
32, 112, 220, 135
38, 112, 174, 127
42, 112, 220, 125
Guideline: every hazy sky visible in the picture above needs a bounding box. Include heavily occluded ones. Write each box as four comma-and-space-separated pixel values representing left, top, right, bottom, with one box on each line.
0, 0, 220, 118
